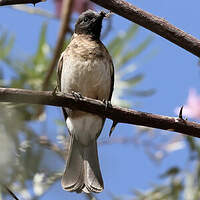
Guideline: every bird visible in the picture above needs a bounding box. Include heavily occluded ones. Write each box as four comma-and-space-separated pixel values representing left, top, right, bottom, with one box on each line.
56, 9, 114, 193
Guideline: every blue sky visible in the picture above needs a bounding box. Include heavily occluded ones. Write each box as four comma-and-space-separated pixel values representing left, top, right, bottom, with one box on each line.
1, 0, 200, 199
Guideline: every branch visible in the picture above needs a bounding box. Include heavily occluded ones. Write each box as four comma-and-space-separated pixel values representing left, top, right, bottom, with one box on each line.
4, 186, 19, 200
90, 0, 200, 58
11, 5, 56, 18
39, 136, 65, 158
0, 87, 200, 137
0, 0, 43, 6
42, 0, 73, 90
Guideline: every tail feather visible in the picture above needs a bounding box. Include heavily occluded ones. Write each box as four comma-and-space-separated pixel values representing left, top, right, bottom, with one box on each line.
61, 136, 104, 193
61, 135, 84, 192
84, 140, 104, 193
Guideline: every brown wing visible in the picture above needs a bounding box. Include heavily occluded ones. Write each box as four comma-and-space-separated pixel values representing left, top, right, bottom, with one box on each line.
109, 60, 114, 101
57, 34, 76, 90
100, 40, 115, 101
56, 52, 64, 91
56, 52, 69, 121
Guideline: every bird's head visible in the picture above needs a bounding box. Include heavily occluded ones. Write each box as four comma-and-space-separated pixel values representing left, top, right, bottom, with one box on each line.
75, 10, 106, 40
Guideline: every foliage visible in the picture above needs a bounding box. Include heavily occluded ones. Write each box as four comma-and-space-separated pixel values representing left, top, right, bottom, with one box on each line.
0, 25, 64, 199
0, 19, 154, 199
108, 24, 155, 107
126, 137, 200, 200
0, 8, 197, 200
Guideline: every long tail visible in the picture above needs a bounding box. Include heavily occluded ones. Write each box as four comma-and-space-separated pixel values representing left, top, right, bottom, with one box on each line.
61, 135, 104, 193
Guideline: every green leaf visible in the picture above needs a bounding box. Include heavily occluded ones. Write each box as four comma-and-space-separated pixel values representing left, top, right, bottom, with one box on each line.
124, 73, 144, 86
186, 136, 196, 152
0, 31, 7, 47
118, 35, 153, 67
62, 39, 70, 52
0, 31, 14, 60
108, 24, 139, 58
55, 119, 65, 127
129, 89, 156, 97
160, 167, 180, 178
34, 22, 48, 65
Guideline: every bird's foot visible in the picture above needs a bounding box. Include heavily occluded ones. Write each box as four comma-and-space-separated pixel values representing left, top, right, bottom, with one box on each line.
102, 100, 117, 136
103, 99, 112, 112
71, 91, 83, 102
52, 86, 58, 96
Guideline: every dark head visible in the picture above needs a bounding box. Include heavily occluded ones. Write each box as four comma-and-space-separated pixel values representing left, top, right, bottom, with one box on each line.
75, 10, 106, 40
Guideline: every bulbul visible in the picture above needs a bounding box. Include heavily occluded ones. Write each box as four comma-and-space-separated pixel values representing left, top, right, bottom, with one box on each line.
56, 10, 114, 193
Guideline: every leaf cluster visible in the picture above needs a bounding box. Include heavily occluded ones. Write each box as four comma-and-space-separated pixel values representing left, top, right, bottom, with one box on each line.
0, 18, 154, 200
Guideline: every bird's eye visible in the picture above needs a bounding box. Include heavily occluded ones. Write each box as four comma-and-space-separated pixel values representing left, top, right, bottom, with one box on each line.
84, 17, 89, 22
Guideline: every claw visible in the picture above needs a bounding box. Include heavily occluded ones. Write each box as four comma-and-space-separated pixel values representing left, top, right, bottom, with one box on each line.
103, 99, 112, 112
52, 86, 58, 96
71, 91, 83, 102
102, 100, 116, 136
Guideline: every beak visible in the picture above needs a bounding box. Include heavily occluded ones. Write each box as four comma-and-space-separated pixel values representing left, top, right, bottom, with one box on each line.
99, 10, 112, 19
96, 11, 110, 24
99, 11, 106, 19
95, 11, 106, 24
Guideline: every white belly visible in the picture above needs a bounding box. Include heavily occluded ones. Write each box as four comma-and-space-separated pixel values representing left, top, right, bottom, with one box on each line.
61, 55, 111, 145
66, 114, 103, 146
61, 55, 111, 100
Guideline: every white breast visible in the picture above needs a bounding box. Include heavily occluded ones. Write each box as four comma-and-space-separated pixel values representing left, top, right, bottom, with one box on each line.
60, 42, 112, 145
61, 55, 111, 100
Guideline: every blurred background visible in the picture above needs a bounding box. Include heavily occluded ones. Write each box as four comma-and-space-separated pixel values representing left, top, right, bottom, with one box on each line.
0, 0, 200, 199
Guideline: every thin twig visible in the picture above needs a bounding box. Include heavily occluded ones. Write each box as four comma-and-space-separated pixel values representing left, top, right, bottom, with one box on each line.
11, 5, 56, 18
42, 0, 73, 90
39, 136, 65, 158
99, 136, 135, 145
4, 186, 19, 200
0, 0, 43, 6
0, 87, 200, 137
84, 193, 97, 200
90, 0, 200, 58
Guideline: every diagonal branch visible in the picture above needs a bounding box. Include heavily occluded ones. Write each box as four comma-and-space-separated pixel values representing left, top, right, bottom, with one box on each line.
4, 186, 19, 200
39, 136, 65, 158
0, 87, 200, 137
11, 5, 56, 18
0, 0, 43, 6
90, 0, 200, 58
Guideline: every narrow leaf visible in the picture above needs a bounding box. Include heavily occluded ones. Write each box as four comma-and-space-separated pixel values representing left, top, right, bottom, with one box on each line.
34, 22, 48, 64
118, 35, 153, 67
108, 24, 139, 57
124, 73, 144, 86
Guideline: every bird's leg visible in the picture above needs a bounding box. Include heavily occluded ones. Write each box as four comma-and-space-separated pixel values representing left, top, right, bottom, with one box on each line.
102, 99, 112, 111
71, 91, 83, 102
102, 100, 117, 137
52, 85, 58, 96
